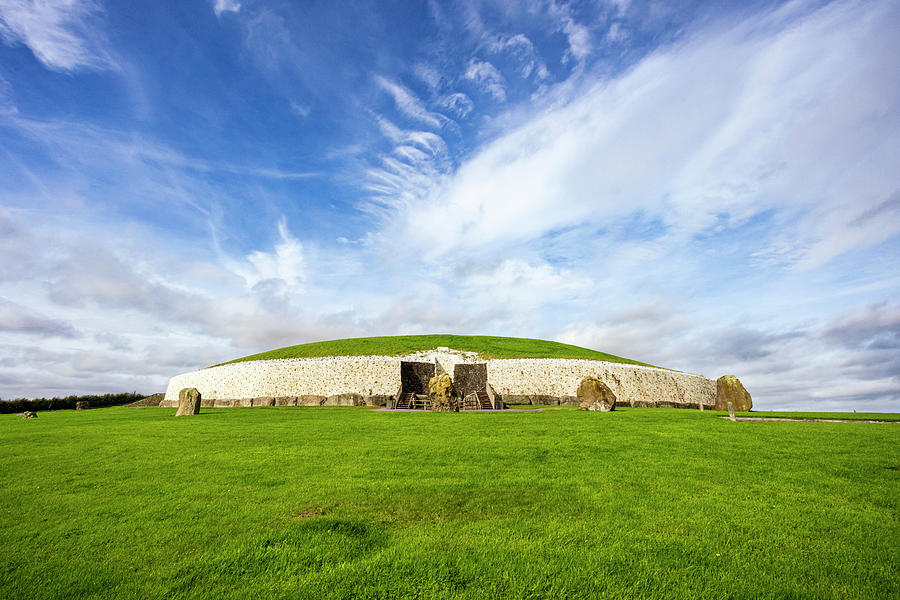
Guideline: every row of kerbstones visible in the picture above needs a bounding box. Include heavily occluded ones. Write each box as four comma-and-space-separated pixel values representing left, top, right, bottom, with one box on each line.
173, 374, 750, 416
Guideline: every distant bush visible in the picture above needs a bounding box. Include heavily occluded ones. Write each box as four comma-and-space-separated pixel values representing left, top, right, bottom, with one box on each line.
0, 393, 145, 414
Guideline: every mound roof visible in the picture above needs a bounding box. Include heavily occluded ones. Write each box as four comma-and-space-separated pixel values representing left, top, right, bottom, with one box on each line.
215, 335, 658, 368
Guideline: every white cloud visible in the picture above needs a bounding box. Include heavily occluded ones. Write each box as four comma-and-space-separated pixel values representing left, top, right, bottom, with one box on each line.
487, 33, 549, 80
442, 92, 474, 118
375, 75, 446, 129
561, 20, 590, 62
226, 219, 306, 289
545, 0, 592, 63
460, 259, 589, 313
213, 0, 240, 17
383, 0, 900, 268
365, 114, 451, 211
289, 101, 310, 118
413, 63, 441, 91
605, 22, 626, 43
0, 297, 79, 338
464, 58, 506, 101
0, 71, 15, 114
610, 0, 629, 16
0, 0, 117, 71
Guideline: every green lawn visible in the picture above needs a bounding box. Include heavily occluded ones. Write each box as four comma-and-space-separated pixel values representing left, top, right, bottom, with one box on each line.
1, 407, 897, 599
216, 334, 658, 367
735, 411, 900, 421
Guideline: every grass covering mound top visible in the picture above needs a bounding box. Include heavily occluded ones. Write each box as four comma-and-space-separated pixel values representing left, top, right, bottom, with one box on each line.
216, 334, 659, 368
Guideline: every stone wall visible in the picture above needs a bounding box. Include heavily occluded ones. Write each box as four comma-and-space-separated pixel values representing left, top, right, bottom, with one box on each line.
454, 363, 487, 398
486, 359, 716, 408
400, 361, 435, 395
162, 352, 716, 409
162, 357, 401, 407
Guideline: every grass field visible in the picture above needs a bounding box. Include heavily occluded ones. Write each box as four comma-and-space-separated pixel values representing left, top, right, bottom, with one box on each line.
734, 411, 900, 421
216, 334, 658, 367
1, 407, 897, 599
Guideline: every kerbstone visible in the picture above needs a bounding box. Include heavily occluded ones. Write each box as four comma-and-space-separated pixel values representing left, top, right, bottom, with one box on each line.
175, 388, 201, 416
577, 377, 617, 411
429, 374, 458, 412
715, 375, 752, 412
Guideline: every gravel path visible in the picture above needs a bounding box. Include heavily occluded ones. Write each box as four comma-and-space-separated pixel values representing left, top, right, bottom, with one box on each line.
724, 416, 898, 424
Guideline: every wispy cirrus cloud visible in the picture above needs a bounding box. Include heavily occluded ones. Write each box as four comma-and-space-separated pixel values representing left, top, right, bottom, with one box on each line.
213, 0, 240, 17
384, 0, 900, 270
545, 0, 592, 64
441, 92, 474, 118
0, 0, 117, 71
0, 71, 15, 114
375, 76, 447, 129
487, 33, 549, 80
464, 58, 506, 101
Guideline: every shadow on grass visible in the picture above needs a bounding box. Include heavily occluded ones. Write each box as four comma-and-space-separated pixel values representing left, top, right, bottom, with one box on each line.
168, 517, 387, 594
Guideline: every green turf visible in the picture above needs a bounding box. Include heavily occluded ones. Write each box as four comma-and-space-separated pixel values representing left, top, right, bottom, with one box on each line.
215, 334, 658, 367
1, 407, 897, 599
736, 411, 900, 421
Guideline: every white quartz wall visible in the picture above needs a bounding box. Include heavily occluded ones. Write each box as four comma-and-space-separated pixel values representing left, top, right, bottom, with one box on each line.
162, 352, 715, 408
163, 357, 401, 405
486, 359, 716, 406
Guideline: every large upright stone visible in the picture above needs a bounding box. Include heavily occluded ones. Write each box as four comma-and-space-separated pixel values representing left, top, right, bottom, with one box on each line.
715, 375, 752, 412
577, 377, 617, 411
175, 388, 201, 416
75, 401, 89, 410
429, 374, 459, 412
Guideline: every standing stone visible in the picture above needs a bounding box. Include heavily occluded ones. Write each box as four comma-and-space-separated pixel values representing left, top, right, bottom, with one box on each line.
577, 377, 617, 411
429, 374, 459, 412
175, 388, 201, 416
715, 375, 752, 412
75, 401, 89, 410
727, 402, 736, 421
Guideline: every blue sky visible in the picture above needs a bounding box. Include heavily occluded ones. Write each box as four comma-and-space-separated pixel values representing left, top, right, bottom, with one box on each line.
0, 0, 898, 410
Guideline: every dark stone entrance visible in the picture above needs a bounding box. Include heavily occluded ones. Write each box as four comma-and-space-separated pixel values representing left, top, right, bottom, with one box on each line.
400, 361, 435, 395
453, 363, 487, 398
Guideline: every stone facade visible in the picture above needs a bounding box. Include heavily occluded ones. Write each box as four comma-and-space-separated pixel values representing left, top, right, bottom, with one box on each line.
161, 356, 399, 407
162, 351, 716, 409
486, 359, 716, 408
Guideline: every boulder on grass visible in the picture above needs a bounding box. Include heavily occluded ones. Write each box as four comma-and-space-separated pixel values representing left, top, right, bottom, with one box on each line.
20, 411, 37, 419
429, 374, 459, 412
715, 375, 752, 412
75, 401, 89, 410
577, 377, 617, 411
175, 388, 201, 416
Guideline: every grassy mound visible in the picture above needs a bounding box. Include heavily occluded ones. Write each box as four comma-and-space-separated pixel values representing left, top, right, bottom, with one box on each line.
1, 407, 897, 599
217, 334, 658, 367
